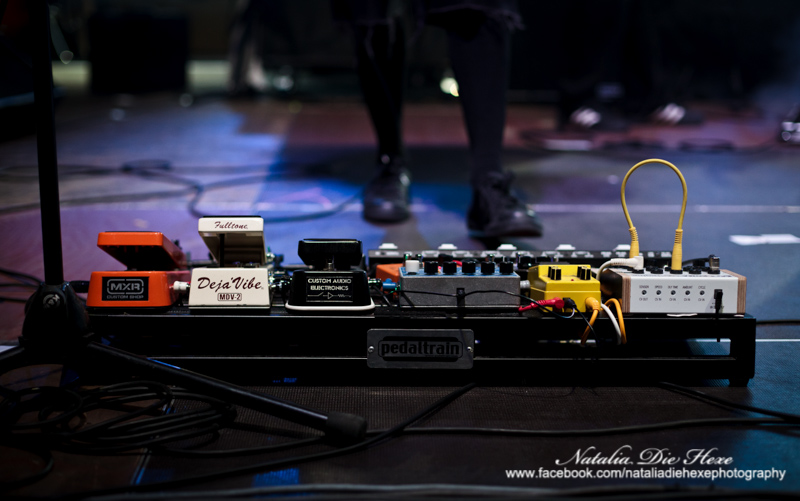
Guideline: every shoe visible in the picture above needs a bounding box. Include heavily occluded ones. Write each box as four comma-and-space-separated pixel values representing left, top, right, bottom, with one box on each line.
649, 103, 703, 125
363, 158, 411, 223
564, 106, 629, 132
467, 172, 543, 238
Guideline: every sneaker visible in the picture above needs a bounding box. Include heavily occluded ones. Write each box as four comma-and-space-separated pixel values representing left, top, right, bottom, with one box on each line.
565, 106, 629, 132
467, 172, 543, 238
649, 103, 703, 125
363, 158, 411, 223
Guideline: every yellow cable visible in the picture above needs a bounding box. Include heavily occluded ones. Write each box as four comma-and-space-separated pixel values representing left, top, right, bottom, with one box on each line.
604, 298, 626, 344
620, 159, 688, 271
581, 297, 601, 345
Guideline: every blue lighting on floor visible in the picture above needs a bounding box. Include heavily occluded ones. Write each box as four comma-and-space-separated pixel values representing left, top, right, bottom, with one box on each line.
134, 467, 175, 485
252, 467, 300, 487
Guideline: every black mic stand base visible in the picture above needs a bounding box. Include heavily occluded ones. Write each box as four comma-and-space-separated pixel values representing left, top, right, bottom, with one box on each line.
5, 282, 366, 444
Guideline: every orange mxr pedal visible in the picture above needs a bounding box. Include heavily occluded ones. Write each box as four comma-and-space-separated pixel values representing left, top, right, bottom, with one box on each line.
87, 232, 190, 309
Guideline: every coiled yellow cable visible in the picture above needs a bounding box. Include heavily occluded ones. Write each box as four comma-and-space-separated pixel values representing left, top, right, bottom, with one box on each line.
620, 159, 688, 272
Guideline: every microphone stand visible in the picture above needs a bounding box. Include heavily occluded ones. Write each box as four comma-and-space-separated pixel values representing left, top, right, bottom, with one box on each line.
2, 0, 366, 445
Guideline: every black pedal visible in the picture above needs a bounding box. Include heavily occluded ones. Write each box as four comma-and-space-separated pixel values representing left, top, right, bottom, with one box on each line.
286, 239, 374, 314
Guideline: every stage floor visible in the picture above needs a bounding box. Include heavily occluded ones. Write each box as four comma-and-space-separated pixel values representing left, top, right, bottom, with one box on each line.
1, 87, 798, 498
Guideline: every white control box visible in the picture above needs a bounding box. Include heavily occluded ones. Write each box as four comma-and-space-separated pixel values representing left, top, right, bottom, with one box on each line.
600, 268, 746, 314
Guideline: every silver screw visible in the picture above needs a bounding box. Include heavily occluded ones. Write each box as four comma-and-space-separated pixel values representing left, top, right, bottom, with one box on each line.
368, 346, 374, 353
43, 294, 61, 309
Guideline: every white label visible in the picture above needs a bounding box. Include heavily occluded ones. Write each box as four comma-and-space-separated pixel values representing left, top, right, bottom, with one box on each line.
189, 268, 270, 307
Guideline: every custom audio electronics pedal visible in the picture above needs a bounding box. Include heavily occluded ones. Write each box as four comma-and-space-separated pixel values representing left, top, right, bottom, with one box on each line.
87, 232, 190, 310
187, 216, 271, 312
286, 239, 374, 313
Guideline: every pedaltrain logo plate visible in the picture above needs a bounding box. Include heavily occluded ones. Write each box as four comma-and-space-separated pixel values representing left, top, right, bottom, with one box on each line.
367, 329, 474, 369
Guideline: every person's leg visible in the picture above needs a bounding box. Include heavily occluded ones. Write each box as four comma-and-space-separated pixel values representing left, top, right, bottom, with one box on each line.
445, 11, 542, 237
353, 19, 406, 162
338, 0, 411, 222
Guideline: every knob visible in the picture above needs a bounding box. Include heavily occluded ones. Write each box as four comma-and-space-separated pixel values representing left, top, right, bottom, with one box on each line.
462, 260, 477, 274
424, 260, 439, 275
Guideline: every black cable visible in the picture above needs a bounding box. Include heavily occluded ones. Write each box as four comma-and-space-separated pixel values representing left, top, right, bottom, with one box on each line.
657, 382, 800, 424
0, 161, 319, 180
46, 386, 800, 498
0, 186, 201, 215
391, 418, 790, 438
0, 444, 54, 492
755, 319, 800, 326
518, 128, 780, 157
564, 298, 596, 341
370, 284, 395, 308
0, 161, 361, 223
6, 375, 800, 498
0, 267, 43, 285
186, 175, 360, 223
47, 482, 800, 501
56, 383, 478, 500
0, 269, 41, 301
0, 296, 29, 303
154, 436, 324, 458
0, 381, 238, 457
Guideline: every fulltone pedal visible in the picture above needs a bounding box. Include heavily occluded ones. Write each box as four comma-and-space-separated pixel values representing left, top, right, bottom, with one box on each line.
188, 216, 271, 312
286, 239, 374, 313
87, 232, 190, 309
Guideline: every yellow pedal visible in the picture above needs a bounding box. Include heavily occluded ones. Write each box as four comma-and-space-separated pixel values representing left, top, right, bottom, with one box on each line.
528, 264, 601, 312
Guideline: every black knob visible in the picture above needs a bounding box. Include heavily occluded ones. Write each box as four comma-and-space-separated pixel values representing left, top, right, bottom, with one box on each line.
480, 261, 495, 275
499, 261, 514, 275
424, 260, 439, 275
443, 261, 458, 275
462, 260, 477, 274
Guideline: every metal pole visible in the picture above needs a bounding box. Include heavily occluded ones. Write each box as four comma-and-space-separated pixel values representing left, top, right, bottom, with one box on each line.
84, 343, 366, 441
32, 0, 64, 285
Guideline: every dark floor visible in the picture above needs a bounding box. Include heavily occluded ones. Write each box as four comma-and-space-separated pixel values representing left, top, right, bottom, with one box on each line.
1, 83, 799, 499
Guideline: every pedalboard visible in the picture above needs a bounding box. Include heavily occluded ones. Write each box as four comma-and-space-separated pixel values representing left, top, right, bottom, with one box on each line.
84, 156, 760, 383
600, 267, 747, 314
